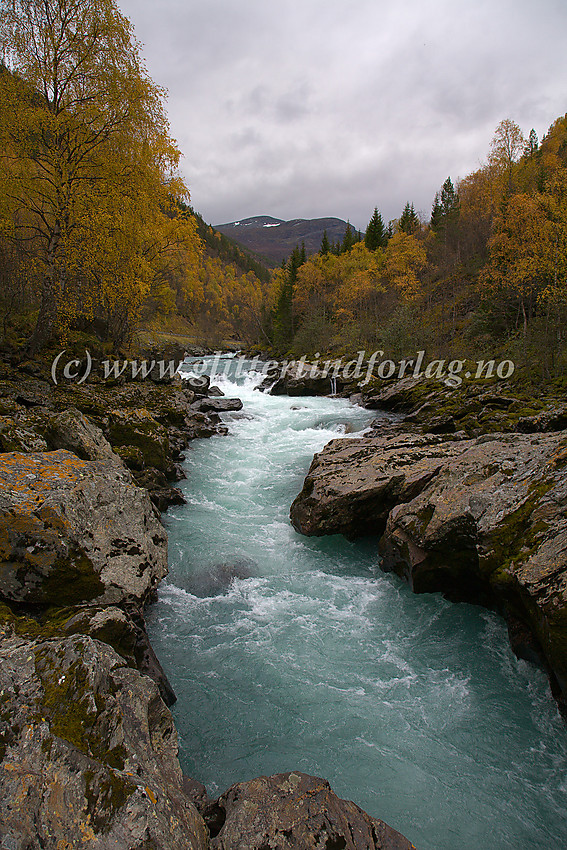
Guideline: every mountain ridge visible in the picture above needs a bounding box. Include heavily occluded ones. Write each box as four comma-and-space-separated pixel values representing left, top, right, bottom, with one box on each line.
214, 215, 355, 265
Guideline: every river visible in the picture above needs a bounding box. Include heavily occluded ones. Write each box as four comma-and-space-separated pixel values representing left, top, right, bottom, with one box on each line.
146, 355, 567, 850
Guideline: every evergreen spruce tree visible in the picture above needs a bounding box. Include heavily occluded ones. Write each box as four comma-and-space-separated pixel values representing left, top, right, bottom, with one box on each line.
440, 177, 458, 217
364, 207, 387, 250
398, 202, 420, 234
341, 220, 355, 253
430, 178, 459, 239
525, 128, 539, 156
430, 193, 443, 232
320, 229, 330, 255
272, 246, 305, 351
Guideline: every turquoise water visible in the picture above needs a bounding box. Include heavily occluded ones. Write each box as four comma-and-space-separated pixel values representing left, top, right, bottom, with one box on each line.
146, 357, 567, 849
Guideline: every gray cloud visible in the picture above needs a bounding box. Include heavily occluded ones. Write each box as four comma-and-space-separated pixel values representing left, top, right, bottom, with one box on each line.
118, 0, 567, 230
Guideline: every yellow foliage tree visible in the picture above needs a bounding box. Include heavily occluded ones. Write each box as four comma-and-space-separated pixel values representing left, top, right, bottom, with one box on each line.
0, 0, 196, 350
480, 193, 555, 336
488, 118, 525, 196
383, 232, 427, 300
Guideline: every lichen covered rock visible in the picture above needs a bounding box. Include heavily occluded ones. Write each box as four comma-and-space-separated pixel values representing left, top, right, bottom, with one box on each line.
0, 632, 208, 849
0, 414, 49, 453
108, 408, 171, 473
290, 434, 454, 539
0, 449, 167, 607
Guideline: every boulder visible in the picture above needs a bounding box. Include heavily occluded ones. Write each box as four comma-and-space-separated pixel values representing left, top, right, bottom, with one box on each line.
61, 603, 177, 706
191, 397, 244, 414
0, 632, 208, 849
180, 557, 256, 598
44, 407, 124, 466
184, 375, 211, 396
133, 467, 186, 512
207, 771, 416, 849
290, 434, 455, 538
108, 408, 171, 473
270, 362, 340, 397
0, 450, 167, 607
183, 411, 226, 440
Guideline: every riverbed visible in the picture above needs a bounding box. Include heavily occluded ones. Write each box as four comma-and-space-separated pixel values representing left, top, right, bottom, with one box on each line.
146, 356, 567, 849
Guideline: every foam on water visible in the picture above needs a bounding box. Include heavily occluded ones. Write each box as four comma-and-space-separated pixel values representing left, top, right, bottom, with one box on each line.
147, 356, 567, 849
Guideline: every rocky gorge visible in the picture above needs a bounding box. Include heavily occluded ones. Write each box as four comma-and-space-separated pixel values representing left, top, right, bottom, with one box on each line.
290, 370, 567, 718
0, 351, 417, 849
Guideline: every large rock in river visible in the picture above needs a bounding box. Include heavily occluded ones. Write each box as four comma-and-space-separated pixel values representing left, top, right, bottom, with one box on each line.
291, 431, 567, 713
208, 771, 416, 849
270, 361, 341, 396
290, 434, 456, 539
0, 449, 167, 607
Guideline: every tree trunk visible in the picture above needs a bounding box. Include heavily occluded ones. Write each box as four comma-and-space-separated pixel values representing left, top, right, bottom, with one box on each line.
27, 275, 58, 355
27, 229, 61, 355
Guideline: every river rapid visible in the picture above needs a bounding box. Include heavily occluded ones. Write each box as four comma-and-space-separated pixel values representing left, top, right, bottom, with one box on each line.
146, 356, 567, 850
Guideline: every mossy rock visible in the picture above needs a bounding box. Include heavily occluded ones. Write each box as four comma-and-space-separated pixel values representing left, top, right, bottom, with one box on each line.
108, 408, 170, 472
113, 444, 146, 471
0, 415, 48, 452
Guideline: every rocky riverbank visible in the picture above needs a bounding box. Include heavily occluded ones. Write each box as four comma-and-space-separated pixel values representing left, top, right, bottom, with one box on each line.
290, 373, 567, 717
0, 354, 416, 849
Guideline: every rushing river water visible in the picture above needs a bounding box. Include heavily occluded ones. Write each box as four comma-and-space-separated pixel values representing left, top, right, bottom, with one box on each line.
146, 356, 567, 850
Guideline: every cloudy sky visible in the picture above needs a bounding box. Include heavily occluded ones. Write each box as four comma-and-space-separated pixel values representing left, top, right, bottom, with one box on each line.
118, 0, 567, 231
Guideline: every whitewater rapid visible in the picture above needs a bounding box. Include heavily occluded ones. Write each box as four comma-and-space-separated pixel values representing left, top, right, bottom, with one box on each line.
146, 356, 567, 850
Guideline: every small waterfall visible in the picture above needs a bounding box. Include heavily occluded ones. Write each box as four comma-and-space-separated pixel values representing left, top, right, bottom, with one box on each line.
330, 376, 337, 395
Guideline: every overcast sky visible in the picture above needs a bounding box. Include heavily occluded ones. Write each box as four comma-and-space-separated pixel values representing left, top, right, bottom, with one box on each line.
117, 0, 567, 231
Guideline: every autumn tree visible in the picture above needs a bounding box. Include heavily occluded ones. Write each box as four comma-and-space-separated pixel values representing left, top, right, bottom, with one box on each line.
488, 118, 525, 196
0, 0, 194, 351
480, 192, 553, 339
383, 231, 426, 300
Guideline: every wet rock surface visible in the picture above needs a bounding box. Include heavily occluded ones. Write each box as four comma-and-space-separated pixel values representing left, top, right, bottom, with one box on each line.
191, 397, 244, 413
270, 361, 342, 397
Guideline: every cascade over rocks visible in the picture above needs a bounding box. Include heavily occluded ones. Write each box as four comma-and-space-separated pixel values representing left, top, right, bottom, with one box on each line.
291, 431, 567, 714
